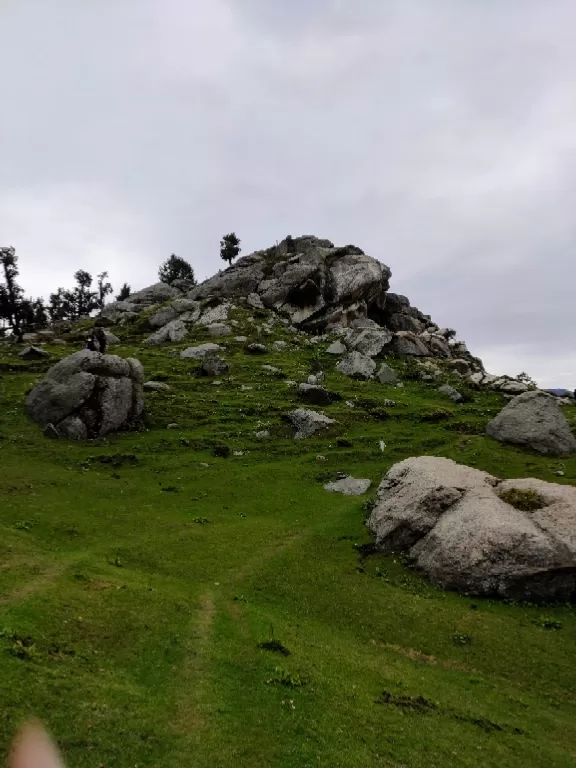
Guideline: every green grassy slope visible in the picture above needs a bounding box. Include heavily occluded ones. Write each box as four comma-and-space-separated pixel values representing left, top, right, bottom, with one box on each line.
1, 311, 576, 768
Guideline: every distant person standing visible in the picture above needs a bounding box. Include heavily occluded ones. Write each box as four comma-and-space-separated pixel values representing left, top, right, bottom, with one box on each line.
85, 334, 97, 351
94, 327, 107, 354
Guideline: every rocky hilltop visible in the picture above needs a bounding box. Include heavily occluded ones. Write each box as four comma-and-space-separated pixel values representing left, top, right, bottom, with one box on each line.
100, 235, 483, 373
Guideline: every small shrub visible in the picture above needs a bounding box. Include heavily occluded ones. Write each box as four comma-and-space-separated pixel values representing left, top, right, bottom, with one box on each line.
258, 640, 291, 656
499, 487, 546, 512
534, 617, 563, 631
266, 667, 306, 688
452, 633, 473, 646
213, 445, 231, 459
401, 358, 423, 381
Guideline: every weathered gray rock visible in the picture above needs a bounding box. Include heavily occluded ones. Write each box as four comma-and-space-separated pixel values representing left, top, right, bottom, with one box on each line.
180, 343, 223, 359
246, 343, 268, 354
486, 391, 576, 456
197, 303, 232, 326
336, 351, 376, 380
368, 456, 576, 601
325, 477, 371, 495
145, 319, 187, 346
497, 380, 529, 394
235, 336, 248, 343
201, 355, 229, 377
128, 282, 181, 306
326, 340, 347, 355
19, 346, 49, 360
26, 351, 144, 440
438, 384, 463, 403
376, 363, 398, 385
205, 323, 232, 336
298, 383, 332, 405
287, 408, 335, 439
247, 293, 265, 309
149, 305, 179, 329
171, 298, 201, 318
188, 237, 390, 332
143, 381, 171, 392
389, 332, 429, 357
56, 415, 88, 440
262, 365, 281, 374
103, 330, 121, 346
447, 359, 471, 376
273, 340, 288, 351
344, 327, 393, 357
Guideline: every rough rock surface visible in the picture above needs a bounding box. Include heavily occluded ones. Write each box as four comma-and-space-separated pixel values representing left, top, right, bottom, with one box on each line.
145, 319, 187, 346
326, 340, 347, 355
324, 477, 372, 496
143, 381, 170, 392
180, 343, 223, 359
201, 356, 229, 377
287, 408, 335, 439
19, 346, 49, 360
376, 363, 398, 385
343, 327, 393, 357
149, 306, 179, 329
95, 234, 482, 372
486, 391, 576, 456
27, 351, 144, 440
438, 384, 462, 403
336, 351, 376, 380
368, 456, 576, 601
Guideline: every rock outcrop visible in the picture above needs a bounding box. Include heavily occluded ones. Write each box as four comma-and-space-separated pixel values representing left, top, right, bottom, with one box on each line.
27, 351, 144, 440
96, 234, 482, 370
368, 456, 576, 602
487, 391, 576, 456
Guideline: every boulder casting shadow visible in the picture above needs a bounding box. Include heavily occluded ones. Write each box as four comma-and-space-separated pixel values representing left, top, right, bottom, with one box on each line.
27, 350, 145, 440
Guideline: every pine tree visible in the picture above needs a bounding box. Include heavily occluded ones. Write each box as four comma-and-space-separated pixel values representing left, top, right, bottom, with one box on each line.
0, 247, 27, 342
158, 254, 196, 285
220, 233, 241, 267
115, 283, 131, 301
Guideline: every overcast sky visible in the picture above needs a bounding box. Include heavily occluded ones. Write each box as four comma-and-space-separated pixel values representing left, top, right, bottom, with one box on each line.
1, 0, 575, 387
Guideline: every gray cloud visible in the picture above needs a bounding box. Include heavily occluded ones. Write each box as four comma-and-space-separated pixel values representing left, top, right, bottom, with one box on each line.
1, 0, 575, 386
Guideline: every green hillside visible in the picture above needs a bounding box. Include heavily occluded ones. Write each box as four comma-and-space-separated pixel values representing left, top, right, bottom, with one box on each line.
1, 307, 576, 768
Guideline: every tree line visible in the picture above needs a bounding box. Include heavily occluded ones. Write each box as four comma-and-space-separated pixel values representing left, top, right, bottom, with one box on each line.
0, 232, 241, 340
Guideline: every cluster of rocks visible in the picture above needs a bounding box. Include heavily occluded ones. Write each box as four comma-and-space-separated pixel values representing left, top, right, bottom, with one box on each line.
368, 456, 576, 602
26, 351, 144, 440
95, 235, 482, 371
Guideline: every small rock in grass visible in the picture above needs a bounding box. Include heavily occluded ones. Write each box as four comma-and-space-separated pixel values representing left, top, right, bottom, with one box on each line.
438, 384, 463, 403
246, 343, 268, 354
287, 408, 335, 439
144, 381, 170, 392
255, 430, 270, 439
324, 477, 372, 496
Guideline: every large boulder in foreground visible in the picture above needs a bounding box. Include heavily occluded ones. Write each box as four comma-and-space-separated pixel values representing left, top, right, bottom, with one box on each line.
368, 456, 576, 602
486, 391, 576, 456
27, 351, 144, 440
